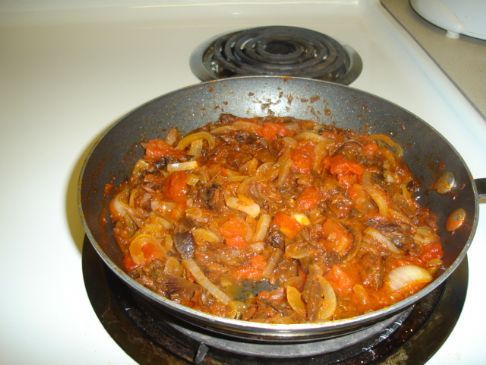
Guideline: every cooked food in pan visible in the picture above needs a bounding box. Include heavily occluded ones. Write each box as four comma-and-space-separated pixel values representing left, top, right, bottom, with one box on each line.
108, 114, 443, 324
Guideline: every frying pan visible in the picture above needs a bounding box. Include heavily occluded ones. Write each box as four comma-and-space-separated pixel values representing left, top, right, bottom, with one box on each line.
79, 76, 486, 341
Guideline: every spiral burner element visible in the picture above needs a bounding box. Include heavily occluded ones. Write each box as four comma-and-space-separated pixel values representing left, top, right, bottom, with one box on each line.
191, 26, 362, 84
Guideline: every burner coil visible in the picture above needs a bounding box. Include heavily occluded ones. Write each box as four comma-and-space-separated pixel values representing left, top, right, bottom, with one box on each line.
192, 26, 362, 84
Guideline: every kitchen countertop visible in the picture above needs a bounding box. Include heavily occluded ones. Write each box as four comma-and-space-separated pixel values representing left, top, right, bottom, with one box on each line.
381, 0, 486, 118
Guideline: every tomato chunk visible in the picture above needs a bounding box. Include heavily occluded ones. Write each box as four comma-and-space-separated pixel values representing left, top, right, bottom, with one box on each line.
363, 142, 379, 156
296, 186, 321, 211
234, 255, 267, 281
347, 184, 373, 214
324, 155, 364, 187
291, 142, 315, 174
164, 171, 188, 204
144, 139, 183, 161
273, 212, 302, 239
347, 184, 362, 201
123, 254, 138, 272
328, 155, 364, 176
258, 122, 294, 141
321, 218, 353, 256
220, 216, 248, 249
141, 242, 165, 262
420, 242, 443, 262
325, 265, 358, 296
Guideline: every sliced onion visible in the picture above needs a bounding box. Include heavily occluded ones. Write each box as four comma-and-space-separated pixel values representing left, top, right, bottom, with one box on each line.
188, 139, 203, 157
295, 131, 329, 143
400, 184, 415, 208
240, 158, 258, 176
186, 173, 200, 186
426, 259, 443, 274
243, 217, 254, 242
167, 160, 198, 172
185, 207, 206, 222
137, 217, 169, 240
277, 153, 292, 186
361, 170, 372, 186
286, 286, 307, 317
165, 127, 179, 145
249, 241, 265, 253
192, 228, 221, 244
210, 125, 237, 134
313, 141, 327, 172
227, 300, 246, 319
110, 190, 131, 220
232, 120, 261, 132
434, 171, 455, 194
129, 234, 150, 264
227, 175, 248, 182
131, 159, 150, 178
343, 222, 363, 263
164, 257, 183, 277
317, 276, 337, 321
285, 243, 311, 259
110, 190, 143, 228
263, 249, 283, 278
253, 214, 271, 242
255, 162, 277, 179
413, 226, 439, 245
176, 131, 215, 150
282, 137, 298, 148
151, 200, 176, 214
387, 265, 432, 292
381, 148, 397, 171
352, 284, 370, 306
237, 177, 254, 196
364, 227, 402, 254
384, 169, 398, 184
363, 184, 389, 217
129, 234, 165, 265
151, 215, 173, 230
182, 258, 231, 304
164, 234, 173, 250
225, 195, 261, 218
389, 208, 411, 225
370, 134, 404, 157
128, 188, 139, 208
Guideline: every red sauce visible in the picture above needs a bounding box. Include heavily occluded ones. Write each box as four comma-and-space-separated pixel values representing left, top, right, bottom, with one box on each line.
108, 114, 443, 324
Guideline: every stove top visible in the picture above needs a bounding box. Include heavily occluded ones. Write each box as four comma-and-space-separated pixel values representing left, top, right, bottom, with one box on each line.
83, 237, 468, 364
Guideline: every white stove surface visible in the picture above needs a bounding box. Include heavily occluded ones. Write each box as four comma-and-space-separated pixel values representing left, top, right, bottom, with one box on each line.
0, 1, 485, 364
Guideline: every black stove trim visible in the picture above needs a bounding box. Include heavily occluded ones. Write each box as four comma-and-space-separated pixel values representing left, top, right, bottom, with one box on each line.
83, 237, 468, 364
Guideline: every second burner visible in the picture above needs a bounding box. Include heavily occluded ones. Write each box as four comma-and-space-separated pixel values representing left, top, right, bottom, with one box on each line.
191, 26, 362, 84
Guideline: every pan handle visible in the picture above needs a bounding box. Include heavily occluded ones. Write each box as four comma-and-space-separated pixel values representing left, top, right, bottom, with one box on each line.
475, 178, 486, 200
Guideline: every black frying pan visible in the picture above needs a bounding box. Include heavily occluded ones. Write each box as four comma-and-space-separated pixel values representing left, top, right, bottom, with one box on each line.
79, 76, 485, 341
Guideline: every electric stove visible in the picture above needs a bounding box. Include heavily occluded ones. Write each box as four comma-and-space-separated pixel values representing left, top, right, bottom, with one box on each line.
0, 1, 485, 364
